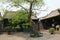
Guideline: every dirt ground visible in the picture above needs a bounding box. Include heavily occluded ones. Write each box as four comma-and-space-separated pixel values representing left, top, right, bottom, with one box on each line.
0, 30, 60, 40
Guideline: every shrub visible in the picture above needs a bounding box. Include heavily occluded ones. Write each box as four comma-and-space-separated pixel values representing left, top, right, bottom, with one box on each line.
4, 26, 16, 35
49, 28, 55, 34
22, 23, 32, 32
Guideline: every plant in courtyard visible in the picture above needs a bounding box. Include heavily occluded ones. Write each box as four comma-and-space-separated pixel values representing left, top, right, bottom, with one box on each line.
49, 28, 55, 34
7, 10, 32, 32
22, 22, 32, 32
5, 26, 15, 35
7, 0, 44, 37
8, 10, 28, 25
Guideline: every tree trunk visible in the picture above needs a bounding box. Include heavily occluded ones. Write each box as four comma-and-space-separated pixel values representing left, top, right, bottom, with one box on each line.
29, 2, 42, 37
28, 2, 33, 20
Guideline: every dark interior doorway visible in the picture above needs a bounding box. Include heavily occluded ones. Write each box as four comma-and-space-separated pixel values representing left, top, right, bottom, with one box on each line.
3, 18, 9, 27
41, 15, 60, 29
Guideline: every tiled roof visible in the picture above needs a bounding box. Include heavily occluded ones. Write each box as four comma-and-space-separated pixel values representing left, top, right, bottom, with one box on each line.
3, 11, 16, 18
40, 9, 60, 20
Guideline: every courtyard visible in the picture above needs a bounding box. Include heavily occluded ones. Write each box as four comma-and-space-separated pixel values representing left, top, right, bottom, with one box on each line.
0, 30, 60, 40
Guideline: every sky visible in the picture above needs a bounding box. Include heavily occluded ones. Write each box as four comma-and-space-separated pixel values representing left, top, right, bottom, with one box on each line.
0, 0, 60, 18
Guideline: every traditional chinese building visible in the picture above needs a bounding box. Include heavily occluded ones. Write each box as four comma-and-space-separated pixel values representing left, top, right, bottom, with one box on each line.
40, 9, 60, 29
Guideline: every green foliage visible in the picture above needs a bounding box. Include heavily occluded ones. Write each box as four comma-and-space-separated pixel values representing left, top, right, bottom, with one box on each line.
7, 10, 32, 32
49, 28, 55, 34
8, 10, 28, 24
4, 26, 15, 32
7, 0, 44, 36
8, 0, 44, 7
22, 21, 32, 32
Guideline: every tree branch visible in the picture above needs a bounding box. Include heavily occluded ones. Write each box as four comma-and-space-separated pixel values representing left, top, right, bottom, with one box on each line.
19, 4, 28, 13
32, 9, 47, 11
8, 3, 28, 13
32, 6, 48, 11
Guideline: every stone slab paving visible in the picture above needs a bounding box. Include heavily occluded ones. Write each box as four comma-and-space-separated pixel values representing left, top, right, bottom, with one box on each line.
0, 32, 60, 40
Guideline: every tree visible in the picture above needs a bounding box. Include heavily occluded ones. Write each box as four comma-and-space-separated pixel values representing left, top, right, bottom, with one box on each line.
8, 10, 28, 25
7, 10, 31, 32
8, 0, 44, 19
7, 0, 44, 37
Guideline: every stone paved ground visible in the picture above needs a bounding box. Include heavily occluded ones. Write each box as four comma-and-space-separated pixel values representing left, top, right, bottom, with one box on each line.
0, 30, 60, 40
